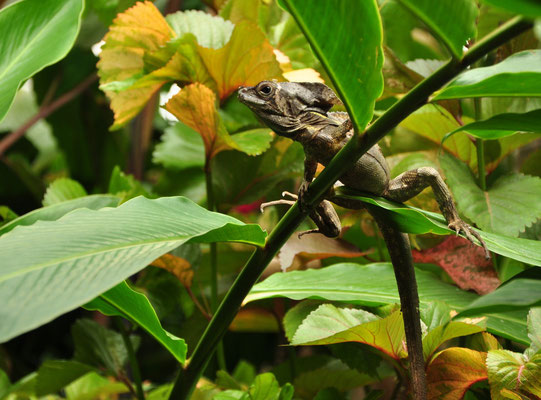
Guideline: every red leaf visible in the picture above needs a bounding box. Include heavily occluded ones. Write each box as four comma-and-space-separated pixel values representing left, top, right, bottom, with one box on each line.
412, 235, 499, 294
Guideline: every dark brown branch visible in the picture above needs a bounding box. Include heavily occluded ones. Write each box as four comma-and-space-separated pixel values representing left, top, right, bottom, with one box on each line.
0, 74, 98, 158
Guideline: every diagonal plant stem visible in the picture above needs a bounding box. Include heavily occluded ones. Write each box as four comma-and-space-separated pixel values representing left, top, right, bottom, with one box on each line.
168, 16, 532, 400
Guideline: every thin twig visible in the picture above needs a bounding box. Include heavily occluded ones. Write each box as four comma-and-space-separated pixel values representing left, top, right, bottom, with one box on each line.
0, 74, 98, 158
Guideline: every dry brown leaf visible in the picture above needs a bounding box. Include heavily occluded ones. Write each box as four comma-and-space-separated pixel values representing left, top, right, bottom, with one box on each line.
151, 253, 193, 287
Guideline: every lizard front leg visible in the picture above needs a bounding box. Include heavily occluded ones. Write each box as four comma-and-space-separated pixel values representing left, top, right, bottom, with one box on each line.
297, 155, 318, 211
383, 167, 489, 258
261, 191, 341, 238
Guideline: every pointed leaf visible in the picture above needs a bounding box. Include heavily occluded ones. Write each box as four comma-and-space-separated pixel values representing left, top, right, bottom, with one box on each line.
0, 0, 84, 122
36, 360, 95, 396
164, 83, 234, 158
0, 196, 265, 342
166, 10, 234, 49
293, 310, 406, 361
480, 0, 541, 18
197, 21, 282, 100
290, 304, 378, 345
42, 178, 87, 206
487, 350, 541, 399
423, 322, 484, 361
433, 50, 541, 100
444, 109, 541, 141
427, 347, 487, 400
528, 308, 541, 354
246, 263, 530, 344
0, 195, 120, 236
84, 281, 187, 364
440, 154, 541, 237
421, 301, 452, 332
398, 0, 478, 58
97, 1, 174, 129
280, 0, 383, 131
457, 279, 541, 318
400, 104, 477, 167
334, 187, 541, 266
64, 372, 128, 399
153, 122, 205, 170
151, 254, 193, 287
249, 373, 280, 400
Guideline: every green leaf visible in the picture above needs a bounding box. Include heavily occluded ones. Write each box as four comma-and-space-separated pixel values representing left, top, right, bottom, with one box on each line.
36, 360, 95, 396
400, 104, 477, 168
290, 304, 378, 345
153, 122, 205, 170
457, 279, 541, 317
422, 322, 484, 361
334, 187, 541, 267
421, 301, 452, 332
0, 196, 266, 342
480, 0, 541, 18
166, 10, 234, 49
72, 319, 134, 375
528, 308, 541, 354
281, 0, 383, 131
230, 129, 274, 156
487, 350, 541, 399
444, 109, 541, 141
0, 195, 120, 236
0, 0, 84, 122
84, 281, 187, 364
249, 373, 280, 400
246, 263, 529, 344
42, 178, 88, 206
433, 50, 541, 100
293, 311, 406, 361
398, 0, 478, 58
440, 154, 541, 237
64, 372, 128, 400
108, 166, 149, 203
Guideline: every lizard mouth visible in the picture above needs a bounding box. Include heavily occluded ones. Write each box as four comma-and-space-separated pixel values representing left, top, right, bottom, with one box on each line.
238, 87, 266, 107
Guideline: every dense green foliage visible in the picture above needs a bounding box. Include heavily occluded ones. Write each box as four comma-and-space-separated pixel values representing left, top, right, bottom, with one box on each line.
0, 0, 540, 399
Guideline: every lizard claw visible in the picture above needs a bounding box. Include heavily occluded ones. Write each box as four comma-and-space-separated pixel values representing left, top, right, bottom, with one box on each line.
448, 219, 490, 260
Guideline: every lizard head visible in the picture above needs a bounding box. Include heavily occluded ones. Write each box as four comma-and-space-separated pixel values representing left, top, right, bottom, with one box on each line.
238, 81, 341, 137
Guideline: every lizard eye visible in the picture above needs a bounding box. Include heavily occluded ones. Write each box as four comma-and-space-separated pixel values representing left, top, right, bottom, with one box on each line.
258, 83, 273, 96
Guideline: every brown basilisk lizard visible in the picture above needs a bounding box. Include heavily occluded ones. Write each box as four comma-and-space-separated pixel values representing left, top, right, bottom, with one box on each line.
239, 80, 489, 399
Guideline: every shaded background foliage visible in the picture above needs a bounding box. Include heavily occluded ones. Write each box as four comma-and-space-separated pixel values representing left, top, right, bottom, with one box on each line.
0, 0, 541, 399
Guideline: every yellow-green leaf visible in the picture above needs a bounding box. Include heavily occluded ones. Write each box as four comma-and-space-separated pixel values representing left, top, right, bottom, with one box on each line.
427, 347, 487, 400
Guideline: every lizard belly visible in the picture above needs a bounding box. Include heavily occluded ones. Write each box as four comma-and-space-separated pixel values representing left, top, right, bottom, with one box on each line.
339, 145, 390, 195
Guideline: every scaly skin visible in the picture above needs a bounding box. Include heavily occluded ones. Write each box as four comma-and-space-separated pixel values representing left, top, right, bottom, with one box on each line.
238, 80, 488, 258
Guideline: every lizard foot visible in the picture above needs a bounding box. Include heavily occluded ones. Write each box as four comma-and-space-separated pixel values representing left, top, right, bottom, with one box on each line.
448, 219, 490, 260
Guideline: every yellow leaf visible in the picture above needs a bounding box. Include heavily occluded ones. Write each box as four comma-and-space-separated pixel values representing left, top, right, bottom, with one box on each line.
164, 83, 234, 158
98, 1, 174, 129
283, 68, 324, 83
198, 21, 283, 100
151, 253, 193, 287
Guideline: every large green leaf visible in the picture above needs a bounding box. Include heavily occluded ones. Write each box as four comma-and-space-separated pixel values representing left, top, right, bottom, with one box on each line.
0, 196, 266, 342
334, 187, 541, 267
481, 0, 541, 18
440, 154, 541, 237
84, 281, 187, 364
433, 50, 541, 100
457, 279, 541, 317
292, 311, 407, 361
487, 350, 541, 399
398, 0, 478, 58
400, 104, 477, 167
0, 195, 120, 236
245, 263, 529, 343
280, 0, 383, 131
444, 109, 541, 140
0, 0, 84, 122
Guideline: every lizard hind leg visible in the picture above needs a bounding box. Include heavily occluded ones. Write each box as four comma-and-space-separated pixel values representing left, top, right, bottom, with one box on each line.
383, 167, 489, 259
